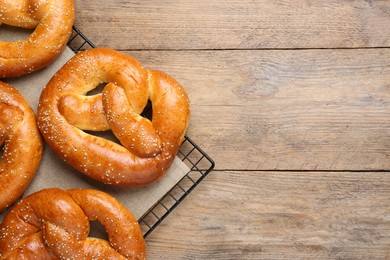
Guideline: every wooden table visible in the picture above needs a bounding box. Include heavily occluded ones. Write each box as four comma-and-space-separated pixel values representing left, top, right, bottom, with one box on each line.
74, 1, 390, 259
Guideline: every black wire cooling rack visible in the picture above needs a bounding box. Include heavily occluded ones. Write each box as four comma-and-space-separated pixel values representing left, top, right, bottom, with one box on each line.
67, 27, 215, 238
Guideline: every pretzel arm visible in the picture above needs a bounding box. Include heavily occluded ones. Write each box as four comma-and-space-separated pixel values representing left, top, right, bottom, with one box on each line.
59, 93, 110, 131
67, 189, 146, 259
102, 82, 162, 157
43, 223, 127, 260
0, 0, 40, 28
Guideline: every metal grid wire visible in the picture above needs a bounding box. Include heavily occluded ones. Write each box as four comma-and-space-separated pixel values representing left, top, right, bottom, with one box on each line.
68, 26, 96, 52
138, 136, 214, 237
67, 27, 215, 238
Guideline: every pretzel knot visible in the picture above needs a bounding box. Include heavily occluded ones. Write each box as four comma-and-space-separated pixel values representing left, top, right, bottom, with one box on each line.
0, 81, 43, 213
37, 48, 190, 186
0, 188, 146, 259
0, 0, 75, 78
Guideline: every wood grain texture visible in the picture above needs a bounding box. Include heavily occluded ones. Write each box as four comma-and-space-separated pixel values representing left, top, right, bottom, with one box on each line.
74, 0, 390, 50
124, 49, 390, 171
145, 171, 390, 259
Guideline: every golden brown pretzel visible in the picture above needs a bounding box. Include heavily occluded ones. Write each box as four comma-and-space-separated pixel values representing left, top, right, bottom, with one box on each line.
0, 188, 146, 259
0, 0, 75, 78
38, 48, 190, 186
0, 81, 43, 212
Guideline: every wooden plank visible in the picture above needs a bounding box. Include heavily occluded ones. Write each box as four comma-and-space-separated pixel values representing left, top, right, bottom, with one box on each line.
74, 0, 390, 50
124, 48, 390, 171
145, 170, 390, 259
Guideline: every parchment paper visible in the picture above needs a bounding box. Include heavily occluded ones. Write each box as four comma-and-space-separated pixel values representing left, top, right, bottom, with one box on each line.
0, 26, 190, 222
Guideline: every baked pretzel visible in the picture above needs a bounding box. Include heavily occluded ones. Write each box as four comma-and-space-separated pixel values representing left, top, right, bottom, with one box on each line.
0, 0, 75, 78
38, 48, 190, 186
0, 188, 146, 259
0, 81, 43, 212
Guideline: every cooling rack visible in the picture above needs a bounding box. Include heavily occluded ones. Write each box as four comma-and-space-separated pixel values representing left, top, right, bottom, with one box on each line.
67, 27, 215, 238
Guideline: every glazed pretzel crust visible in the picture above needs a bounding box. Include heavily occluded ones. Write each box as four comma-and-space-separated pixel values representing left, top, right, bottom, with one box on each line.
0, 81, 43, 213
0, 0, 75, 78
37, 48, 190, 186
0, 188, 146, 259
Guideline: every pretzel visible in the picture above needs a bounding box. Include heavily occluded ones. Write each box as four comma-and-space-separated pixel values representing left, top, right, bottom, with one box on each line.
0, 81, 43, 213
0, 188, 146, 259
37, 48, 190, 186
0, 0, 75, 78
